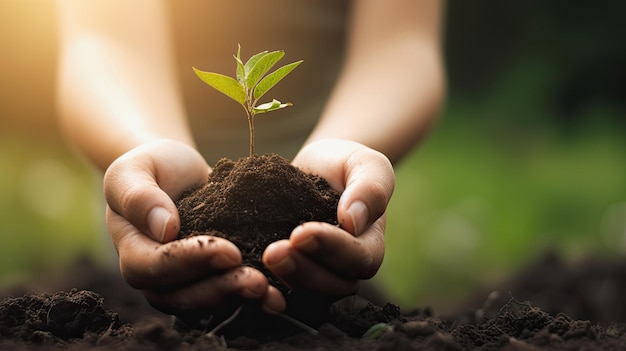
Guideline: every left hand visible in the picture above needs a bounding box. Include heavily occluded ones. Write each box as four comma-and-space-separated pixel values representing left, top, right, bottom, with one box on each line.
262, 139, 395, 299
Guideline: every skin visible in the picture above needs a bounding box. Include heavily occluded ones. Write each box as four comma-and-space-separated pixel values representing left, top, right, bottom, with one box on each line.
56, 0, 446, 315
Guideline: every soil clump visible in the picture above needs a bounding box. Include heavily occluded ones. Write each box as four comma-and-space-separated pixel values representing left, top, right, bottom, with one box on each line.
175, 153, 340, 293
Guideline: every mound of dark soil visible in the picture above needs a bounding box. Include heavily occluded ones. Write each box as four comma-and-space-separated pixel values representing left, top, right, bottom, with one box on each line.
459, 251, 626, 326
175, 154, 340, 294
0, 289, 118, 343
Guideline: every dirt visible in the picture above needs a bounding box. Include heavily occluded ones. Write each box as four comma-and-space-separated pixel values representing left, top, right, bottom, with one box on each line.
459, 251, 626, 327
1, 253, 625, 350
174, 154, 341, 326
1, 155, 624, 350
175, 153, 340, 295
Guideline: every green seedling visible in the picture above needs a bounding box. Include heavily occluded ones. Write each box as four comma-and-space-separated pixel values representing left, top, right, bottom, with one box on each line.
362, 322, 394, 339
193, 45, 303, 156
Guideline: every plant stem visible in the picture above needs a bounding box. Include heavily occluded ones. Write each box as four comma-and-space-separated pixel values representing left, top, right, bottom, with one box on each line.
248, 112, 255, 156
245, 91, 256, 157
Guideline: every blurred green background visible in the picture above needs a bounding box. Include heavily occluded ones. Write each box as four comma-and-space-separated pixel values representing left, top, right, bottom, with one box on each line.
1, 1, 624, 313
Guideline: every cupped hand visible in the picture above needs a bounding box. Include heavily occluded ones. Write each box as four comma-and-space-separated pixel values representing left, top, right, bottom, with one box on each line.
103, 139, 285, 315
263, 139, 395, 299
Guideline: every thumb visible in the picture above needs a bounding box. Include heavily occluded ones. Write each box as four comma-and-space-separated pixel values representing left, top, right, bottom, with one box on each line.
337, 147, 395, 236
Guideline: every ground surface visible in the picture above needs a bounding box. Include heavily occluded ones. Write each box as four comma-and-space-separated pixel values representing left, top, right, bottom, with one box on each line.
1, 155, 624, 350
0, 252, 624, 350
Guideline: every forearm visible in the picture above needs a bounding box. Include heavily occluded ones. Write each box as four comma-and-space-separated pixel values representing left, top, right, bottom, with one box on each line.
307, 0, 446, 164
55, 0, 193, 172
308, 42, 445, 164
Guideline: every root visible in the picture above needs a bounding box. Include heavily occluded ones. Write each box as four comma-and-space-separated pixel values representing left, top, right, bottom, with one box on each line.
205, 304, 318, 341
475, 291, 500, 321
206, 305, 243, 338
96, 319, 117, 345
277, 312, 319, 335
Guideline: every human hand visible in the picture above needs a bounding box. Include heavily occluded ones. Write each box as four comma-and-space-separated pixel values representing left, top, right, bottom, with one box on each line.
263, 139, 394, 300
103, 139, 285, 316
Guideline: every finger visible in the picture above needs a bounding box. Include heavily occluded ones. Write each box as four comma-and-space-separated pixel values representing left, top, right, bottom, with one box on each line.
263, 240, 359, 297
103, 139, 209, 242
108, 207, 242, 289
290, 220, 385, 279
261, 285, 287, 314
142, 266, 273, 314
337, 146, 394, 236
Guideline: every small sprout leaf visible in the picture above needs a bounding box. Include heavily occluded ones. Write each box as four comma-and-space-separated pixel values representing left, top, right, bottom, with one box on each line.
362, 323, 394, 339
245, 50, 285, 89
234, 56, 245, 84
193, 67, 246, 105
243, 50, 269, 75
254, 60, 303, 101
253, 99, 292, 114
234, 45, 245, 84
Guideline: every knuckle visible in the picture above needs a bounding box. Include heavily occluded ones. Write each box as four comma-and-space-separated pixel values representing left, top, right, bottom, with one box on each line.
368, 180, 391, 207
117, 183, 146, 215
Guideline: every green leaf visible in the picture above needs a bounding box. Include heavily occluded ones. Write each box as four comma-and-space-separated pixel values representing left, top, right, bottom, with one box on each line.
253, 99, 292, 114
245, 50, 285, 89
234, 44, 245, 84
362, 323, 393, 339
254, 60, 303, 101
193, 67, 246, 105
243, 50, 269, 77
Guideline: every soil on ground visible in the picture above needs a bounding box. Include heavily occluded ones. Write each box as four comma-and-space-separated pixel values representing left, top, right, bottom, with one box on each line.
1, 155, 624, 350
1, 253, 625, 350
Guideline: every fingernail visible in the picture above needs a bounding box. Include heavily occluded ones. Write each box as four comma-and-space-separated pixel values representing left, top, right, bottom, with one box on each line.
266, 252, 295, 274
147, 207, 171, 243
293, 229, 319, 252
241, 288, 263, 299
347, 201, 369, 235
210, 253, 239, 268
261, 302, 284, 315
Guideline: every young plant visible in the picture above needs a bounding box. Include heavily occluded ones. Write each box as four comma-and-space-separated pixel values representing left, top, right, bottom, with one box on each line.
193, 45, 303, 156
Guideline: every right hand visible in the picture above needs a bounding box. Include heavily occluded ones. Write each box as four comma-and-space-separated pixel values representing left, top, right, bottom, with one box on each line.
103, 139, 285, 316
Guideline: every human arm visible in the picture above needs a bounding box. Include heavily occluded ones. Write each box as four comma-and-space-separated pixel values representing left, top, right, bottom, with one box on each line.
55, 1, 284, 314
264, 0, 445, 297
56, 0, 193, 171
306, 0, 446, 164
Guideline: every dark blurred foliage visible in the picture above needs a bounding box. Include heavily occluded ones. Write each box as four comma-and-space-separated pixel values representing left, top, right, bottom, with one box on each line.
445, 1, 626, 128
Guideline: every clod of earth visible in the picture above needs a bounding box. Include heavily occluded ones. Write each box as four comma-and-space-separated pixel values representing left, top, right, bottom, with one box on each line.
176, 153, 340, 294
175, 153, 341, 326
